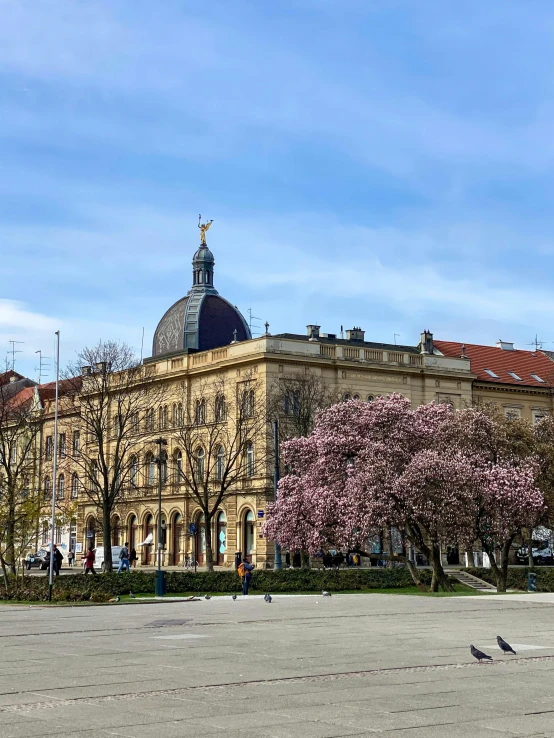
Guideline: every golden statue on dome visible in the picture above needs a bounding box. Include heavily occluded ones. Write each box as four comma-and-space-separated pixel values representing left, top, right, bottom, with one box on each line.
198, 214, 214, 245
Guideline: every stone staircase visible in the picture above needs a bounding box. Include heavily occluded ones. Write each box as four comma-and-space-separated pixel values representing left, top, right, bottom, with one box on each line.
449, 569, 496, 592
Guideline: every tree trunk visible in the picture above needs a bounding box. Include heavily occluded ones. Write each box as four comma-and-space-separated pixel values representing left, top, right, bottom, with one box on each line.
527, 529, 535, 569
406, 559, 428, 591
102, 507, 112, 572
204, 518, 214, 572
300, 550, 310, 569
429, 543, 452, 592
5, 513, 16, 575
0, 553, 10, 597
385, 527, 394, 568
485, 536, 514, 592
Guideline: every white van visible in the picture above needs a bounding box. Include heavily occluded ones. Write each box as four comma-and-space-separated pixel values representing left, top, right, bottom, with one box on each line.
88, 546, 125, 572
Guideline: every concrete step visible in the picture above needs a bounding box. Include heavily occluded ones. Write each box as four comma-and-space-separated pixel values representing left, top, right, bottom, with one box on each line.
449, 570, 496, 591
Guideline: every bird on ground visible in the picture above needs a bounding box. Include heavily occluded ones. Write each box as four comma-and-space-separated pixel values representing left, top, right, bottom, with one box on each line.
232, 594, 237, 600
322, 590, 331, 597
264, 593, 270, 602
129, 592, 135, 599
204, 594, 211, 600
497, 636, 517, 655
266, 594, 272, 603
109, 596, 120, 603
470, 645, 492, 662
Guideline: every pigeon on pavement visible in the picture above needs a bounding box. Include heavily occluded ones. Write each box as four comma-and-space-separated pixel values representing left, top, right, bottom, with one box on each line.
322, 590, 331, 597
265, 594, 272, 603
232, 594, 237, 600
497, 636, 517, 655
204, 594, 211, 600
470, 645, 492, 662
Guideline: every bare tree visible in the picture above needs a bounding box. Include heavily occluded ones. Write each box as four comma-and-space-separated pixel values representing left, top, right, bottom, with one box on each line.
175, 375, 270, 571
0, 370, 42, 578
64, 341, 166, 572
268, 371, 337, 443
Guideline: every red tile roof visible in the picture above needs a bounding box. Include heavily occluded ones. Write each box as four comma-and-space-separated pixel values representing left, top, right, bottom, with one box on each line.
434, 341, 554, 388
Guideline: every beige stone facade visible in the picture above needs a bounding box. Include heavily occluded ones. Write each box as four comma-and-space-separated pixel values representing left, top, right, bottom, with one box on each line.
36, 330, 476, 568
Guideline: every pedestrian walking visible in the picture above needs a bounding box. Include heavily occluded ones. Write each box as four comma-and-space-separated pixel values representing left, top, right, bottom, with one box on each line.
238, 557, 254, 596
130, 548, 138, 568
67, 550, 74, 568
117, 542, 130, 573
83, 546, 96, 575
53, 545, 63, 576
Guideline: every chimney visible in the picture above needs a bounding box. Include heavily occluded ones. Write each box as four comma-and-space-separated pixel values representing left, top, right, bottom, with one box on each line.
306, 325, 320, 341
346, 327, 365, 342
81, 365, 92, 376
496, 340, 514, 351
420, 330, 434, 354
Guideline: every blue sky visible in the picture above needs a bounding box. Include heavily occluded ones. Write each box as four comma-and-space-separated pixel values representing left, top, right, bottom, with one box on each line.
2, 0, 554, 379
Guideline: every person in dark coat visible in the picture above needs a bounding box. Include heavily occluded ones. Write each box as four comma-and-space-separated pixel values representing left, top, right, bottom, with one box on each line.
53, 545, 63, 576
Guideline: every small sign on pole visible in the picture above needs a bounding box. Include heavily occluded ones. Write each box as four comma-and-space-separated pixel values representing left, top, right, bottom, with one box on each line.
189, 523, 197, 535
257, 510, 264, 518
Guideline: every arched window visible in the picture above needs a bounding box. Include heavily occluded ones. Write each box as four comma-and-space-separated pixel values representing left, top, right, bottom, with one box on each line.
112, 517, 121, 545
353, 394, 360, 401
177, 403, 183, 426
216, 446, 225, 481
217, 510, 227, 564
161, 455, 168, 484
215, 395, 226, 422
195, 447, 205, 480
244, 510, 255, 556
172, 403, 177, 426
130, 456, 139, 486
195, 399, 206, 425
246, 442, 254, 478
158, 407, 164, 429
147, 453, 156, 486
343, 393, 352, 402
71, 473, 79, 498
44, 476, 51, 500
242, 389, 255, 417
367, 395, 374, 402
57, 474, 65, 500
174, 450, 183, 482
145, 408, 155, 431
41, 520, 49, 545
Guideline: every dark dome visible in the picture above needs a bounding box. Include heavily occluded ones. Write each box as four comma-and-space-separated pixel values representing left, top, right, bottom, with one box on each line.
152, 241, 251, 357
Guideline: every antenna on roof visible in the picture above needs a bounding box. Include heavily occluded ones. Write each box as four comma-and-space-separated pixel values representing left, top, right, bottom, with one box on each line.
394, 333, 400, 345
247, 308, 262, 337
8, 340, 23, 371
528, 334, 546, 352
140, 327, 145, 362
34, 350, 51, 383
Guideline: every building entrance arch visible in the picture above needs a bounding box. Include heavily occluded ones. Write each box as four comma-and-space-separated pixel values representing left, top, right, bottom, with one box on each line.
217, 511, 227, 565
172, 513, 184, 565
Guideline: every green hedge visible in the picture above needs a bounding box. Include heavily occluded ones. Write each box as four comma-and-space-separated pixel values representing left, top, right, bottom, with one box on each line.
0, 567, 433, 602
467, 567, 554, 592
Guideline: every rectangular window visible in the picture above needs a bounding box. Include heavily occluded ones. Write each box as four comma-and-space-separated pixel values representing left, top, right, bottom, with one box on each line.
507, 371, 522, 381
504, 407, 521, 420
72, 430, 80, 455
531, 374, 546, 383
45, 436, 53, 460
533, 411, 547, 425
59, 433, 66, 458
484, 369, 499, 378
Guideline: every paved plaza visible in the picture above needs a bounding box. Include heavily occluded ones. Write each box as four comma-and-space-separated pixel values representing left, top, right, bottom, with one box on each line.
1, 592, 554, 737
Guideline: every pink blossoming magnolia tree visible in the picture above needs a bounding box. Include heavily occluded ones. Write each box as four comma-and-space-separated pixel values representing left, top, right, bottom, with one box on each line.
264, 394, 545, 592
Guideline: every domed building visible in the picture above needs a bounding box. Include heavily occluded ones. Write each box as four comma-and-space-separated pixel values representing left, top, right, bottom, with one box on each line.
152, 234, 251, 357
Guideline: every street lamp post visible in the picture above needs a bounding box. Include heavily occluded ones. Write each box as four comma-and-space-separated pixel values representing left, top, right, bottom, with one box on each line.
273, 419, 282, 570
154, 437, 167, 595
